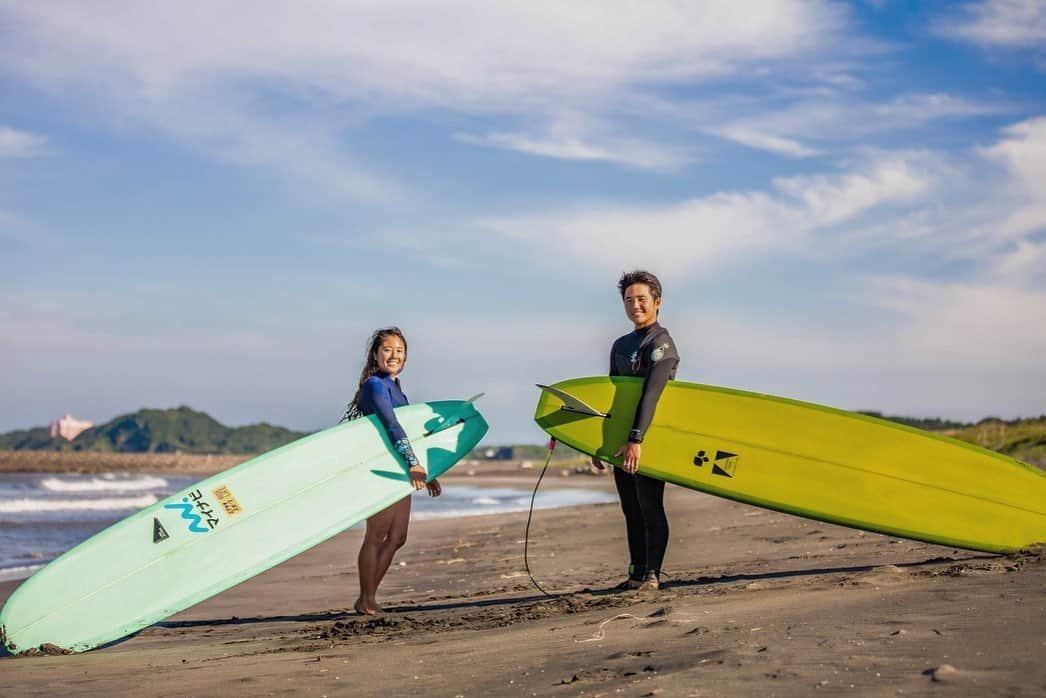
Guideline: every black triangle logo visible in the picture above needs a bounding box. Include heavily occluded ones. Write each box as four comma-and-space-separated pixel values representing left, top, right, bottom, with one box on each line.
714, 450, 737, 461
712, 464, 732, 478
153, 517, 170, 544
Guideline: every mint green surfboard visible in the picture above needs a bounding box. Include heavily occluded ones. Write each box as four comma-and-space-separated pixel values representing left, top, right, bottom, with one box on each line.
0, 400, 488, 654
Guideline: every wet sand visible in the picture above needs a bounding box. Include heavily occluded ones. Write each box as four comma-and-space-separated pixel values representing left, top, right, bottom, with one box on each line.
2, 466, 1044, 696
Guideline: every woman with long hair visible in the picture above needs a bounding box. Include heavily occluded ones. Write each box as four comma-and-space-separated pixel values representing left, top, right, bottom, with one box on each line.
342, 327, 440, 615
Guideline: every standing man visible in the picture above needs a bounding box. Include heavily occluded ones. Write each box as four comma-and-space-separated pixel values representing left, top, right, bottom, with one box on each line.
593, 270, 680, 591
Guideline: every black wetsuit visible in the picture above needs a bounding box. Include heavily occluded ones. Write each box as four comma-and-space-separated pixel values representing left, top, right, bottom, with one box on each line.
609, 322, 679, 580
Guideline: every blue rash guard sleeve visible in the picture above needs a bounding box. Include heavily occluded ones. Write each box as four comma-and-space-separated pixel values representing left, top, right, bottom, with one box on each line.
361, 377, 420, 468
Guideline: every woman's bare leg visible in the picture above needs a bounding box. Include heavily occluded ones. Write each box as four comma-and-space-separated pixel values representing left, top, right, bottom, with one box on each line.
355, 497, 411, 614
373, 496, 411, 589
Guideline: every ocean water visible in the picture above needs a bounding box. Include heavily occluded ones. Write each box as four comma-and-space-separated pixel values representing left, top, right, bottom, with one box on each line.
0, 472, 615, 582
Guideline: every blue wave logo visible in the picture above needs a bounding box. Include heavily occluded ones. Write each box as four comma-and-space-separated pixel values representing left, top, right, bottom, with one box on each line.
163, 497, 209, 533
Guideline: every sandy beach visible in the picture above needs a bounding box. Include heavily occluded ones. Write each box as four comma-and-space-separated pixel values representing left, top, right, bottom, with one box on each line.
2, 463, 1044, 697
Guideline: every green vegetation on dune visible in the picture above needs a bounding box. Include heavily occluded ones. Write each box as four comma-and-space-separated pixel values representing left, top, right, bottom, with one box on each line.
947, 416, 1046, 468
862, 412, 1046, 468
857, 411, 971, 432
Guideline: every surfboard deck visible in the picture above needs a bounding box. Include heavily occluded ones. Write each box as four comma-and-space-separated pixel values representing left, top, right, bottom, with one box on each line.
534, 377, 1046, 554
1, 399, 487, 654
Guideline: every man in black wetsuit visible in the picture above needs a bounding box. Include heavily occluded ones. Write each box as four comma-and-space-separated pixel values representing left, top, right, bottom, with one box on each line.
592, 270, 679, 591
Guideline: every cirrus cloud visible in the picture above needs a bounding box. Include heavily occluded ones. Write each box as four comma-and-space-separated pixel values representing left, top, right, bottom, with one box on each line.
935, 0, 1046, 48
0, 125, 45, 158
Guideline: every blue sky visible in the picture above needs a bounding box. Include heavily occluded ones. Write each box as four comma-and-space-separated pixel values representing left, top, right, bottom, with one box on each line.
2, 1, 1045, 443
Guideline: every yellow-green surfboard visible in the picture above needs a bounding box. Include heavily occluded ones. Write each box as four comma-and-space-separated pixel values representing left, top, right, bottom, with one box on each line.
535, 377, 1046, 554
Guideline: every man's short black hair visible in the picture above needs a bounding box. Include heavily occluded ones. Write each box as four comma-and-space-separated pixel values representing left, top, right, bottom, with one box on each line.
617, 270, 663, 300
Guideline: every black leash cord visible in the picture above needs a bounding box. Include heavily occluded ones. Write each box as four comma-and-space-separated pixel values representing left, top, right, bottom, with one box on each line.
523, 438, 558, 599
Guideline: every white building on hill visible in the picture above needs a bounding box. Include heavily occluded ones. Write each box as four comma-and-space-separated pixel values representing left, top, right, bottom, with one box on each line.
49, 414, 94, 441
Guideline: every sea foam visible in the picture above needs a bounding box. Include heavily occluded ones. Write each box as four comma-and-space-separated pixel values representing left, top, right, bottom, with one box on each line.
0, 495, 159, 514
40, 475, 169, 493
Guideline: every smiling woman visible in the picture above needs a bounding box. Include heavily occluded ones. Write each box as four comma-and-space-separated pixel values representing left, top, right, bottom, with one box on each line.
340, 327, 442, 616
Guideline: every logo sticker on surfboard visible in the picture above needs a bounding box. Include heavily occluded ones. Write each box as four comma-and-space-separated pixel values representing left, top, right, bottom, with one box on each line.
163, 489, 221, 534
694, 449, 739, 478
152, 518, 170, 544
212, 485, 243, 517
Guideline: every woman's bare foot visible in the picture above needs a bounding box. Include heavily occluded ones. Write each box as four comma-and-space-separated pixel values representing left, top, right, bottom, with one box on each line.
354, 597, 383, 615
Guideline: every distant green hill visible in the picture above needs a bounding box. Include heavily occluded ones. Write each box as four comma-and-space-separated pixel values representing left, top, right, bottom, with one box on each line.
0, 407, 308, 455
0, 426, 60, 451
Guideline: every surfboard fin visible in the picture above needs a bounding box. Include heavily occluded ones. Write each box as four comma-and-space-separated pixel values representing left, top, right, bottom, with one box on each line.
536, 384, 610, 418
422, 394, 484, 437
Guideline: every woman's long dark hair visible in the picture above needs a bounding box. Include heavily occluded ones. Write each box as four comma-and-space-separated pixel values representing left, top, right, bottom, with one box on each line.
340, 327, 408, 422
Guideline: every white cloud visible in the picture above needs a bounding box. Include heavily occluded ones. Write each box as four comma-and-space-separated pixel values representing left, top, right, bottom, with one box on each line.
483, 192, 787, 279
935, 0, 1046, 48
0, 2, 848, 107
482, 152, 941, 278
773, 154, 933, 226
991, 239, 1046, 287
872, 93, 1006, 121
455, 109, 692, 170
713, 92, 1006, 156
456, 131, 688, 172
978, 116, 1046, 238
716, 126, 821, 158
0, 2, 849, 196
479, 115, 1046, 277
0, 4, 1006, 188
0, 125, 45, 157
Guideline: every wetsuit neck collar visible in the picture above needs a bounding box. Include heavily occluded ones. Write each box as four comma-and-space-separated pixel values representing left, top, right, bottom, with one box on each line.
632, 321, 661, 336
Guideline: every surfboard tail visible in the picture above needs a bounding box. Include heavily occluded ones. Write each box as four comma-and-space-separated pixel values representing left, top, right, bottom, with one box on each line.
423, 394, 485, 437
535, 384, 610, 418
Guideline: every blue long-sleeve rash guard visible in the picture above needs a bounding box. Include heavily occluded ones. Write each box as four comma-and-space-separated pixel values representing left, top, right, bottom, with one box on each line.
359, 373, 420, 468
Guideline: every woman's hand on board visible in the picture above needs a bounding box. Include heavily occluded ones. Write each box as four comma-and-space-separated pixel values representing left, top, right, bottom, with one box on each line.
409, 464, 428, 490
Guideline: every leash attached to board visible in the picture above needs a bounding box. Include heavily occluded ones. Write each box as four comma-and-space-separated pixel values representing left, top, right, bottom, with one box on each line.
523, 438, 559, 599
